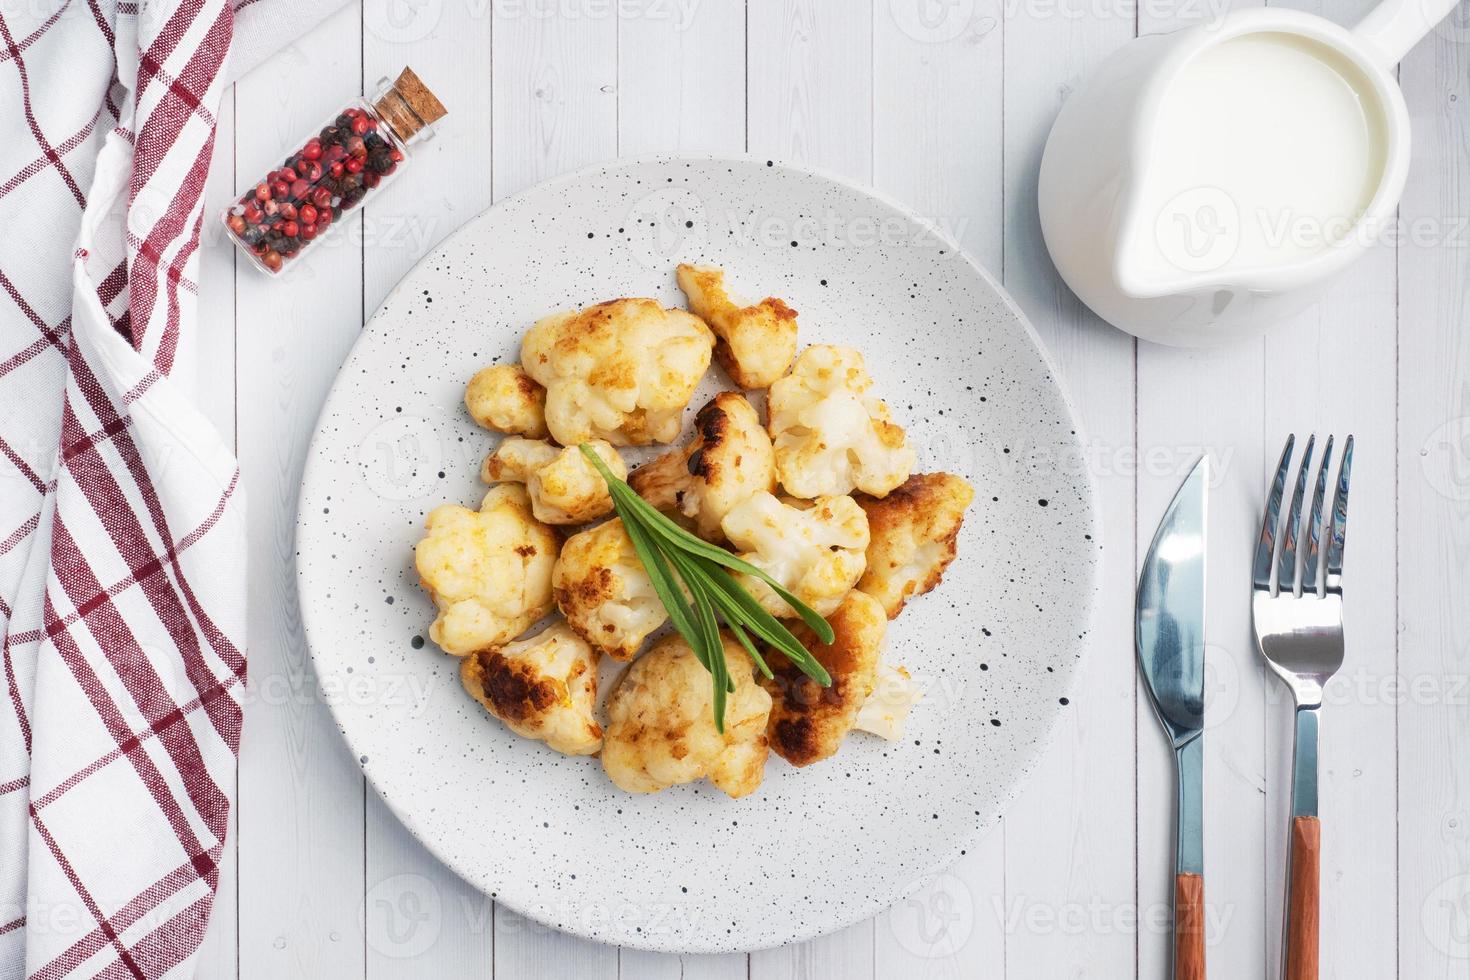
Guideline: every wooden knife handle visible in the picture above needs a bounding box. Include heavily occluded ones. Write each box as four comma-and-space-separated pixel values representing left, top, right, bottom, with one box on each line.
1175, 872, 1206, 980
1284, 815, 1321, 980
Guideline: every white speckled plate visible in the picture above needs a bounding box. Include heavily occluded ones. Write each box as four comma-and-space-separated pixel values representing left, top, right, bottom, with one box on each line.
297, 157, 1101, 954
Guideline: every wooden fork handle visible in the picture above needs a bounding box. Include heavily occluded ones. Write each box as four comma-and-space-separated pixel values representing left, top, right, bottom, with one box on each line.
1284, 815, 1321, 980
1174, 872, 1206, 980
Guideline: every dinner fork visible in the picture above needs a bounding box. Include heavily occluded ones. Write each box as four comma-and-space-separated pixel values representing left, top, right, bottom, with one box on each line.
1252, 433, 1353, 980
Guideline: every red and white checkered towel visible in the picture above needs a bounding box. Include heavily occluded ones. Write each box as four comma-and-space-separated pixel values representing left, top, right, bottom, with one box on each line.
0, 0, 250, 976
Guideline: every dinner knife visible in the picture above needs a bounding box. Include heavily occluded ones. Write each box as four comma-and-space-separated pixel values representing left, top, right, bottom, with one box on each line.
1137, 455, 1208, 980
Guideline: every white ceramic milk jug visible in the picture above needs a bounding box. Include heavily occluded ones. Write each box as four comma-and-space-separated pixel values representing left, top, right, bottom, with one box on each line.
1039, 0, 1460, 347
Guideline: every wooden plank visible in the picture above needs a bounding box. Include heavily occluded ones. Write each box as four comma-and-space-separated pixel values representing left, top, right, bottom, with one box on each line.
872, 0, 1002, 270
618, 952, 750, 980
1398, 15, 1469, 980
193, 89, 240, 980
195, 799, 239, 980
490, 3, 620, 974
363, 816, 497, 973
1000, 0, 1139, 977
494, 901, 617, 978
232, 9, 369, 979
613, 7, 749, 977
868, 5, 1006, 979
751, 923, 877, 980
746, 0, 873, 180
1260, 0, 1399, 976
1128, 0, 1270, 976
190, 93, 240, 438
1261, 254, 1397, 980
874, 840, 1008, 980
746, 2, 875, 976
1134, 342, 1267, 980
618, 0, 746, 156
361, 7, 497, 977
491, 0, 619, 202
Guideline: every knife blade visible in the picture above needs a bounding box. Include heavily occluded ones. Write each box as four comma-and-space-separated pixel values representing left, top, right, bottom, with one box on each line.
1137, 455, 1208, 980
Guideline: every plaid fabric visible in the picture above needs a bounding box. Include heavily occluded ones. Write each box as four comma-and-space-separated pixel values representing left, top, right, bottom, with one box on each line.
0, 0, 246, 977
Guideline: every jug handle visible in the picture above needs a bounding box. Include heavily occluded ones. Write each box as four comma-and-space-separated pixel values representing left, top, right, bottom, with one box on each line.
1353, 0, 1462, 66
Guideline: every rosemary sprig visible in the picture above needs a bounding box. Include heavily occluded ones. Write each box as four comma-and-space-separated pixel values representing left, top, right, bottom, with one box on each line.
580, 443, 834, 731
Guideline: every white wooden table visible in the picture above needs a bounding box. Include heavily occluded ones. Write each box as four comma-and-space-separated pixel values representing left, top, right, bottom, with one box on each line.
191, 0, 1467, 976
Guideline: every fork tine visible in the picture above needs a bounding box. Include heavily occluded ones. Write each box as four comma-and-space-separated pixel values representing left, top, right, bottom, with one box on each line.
1278, 434, 1315, 594
1254, 434, 1295, 591
1302, 435, 1334, 594
1326, 434, 1354, 586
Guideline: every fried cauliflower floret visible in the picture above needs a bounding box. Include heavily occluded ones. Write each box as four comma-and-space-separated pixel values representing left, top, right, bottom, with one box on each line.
482, 438, 625, 525
465, 363, 548, 438
767, 345, 915, 499
552, 518, 668, 661
601, 633, 773, 797
520, 298, 714, 446
460, 622, 602, 755
628, 393, 777, 541
720, 491, 869, 618
414, 485, 558, 656
856, 472, 975, 618
853, 661, 922, 740
762, 590, 886, 767
676, 264, 798, 389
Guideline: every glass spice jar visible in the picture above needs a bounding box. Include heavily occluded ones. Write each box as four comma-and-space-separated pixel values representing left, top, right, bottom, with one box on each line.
222, 67, 447, 276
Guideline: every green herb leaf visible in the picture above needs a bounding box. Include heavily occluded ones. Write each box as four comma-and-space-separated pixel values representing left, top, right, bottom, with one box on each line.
667, 548, 733, 725
618, 509, 701, 664
582, 442, 834, 729
696, 576, 773, 679
588, 457, 835, 645
722, 619, 770, 680
703, 563, 832, 686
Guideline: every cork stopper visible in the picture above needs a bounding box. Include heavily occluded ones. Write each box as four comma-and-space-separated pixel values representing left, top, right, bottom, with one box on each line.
375, 67, 447, 144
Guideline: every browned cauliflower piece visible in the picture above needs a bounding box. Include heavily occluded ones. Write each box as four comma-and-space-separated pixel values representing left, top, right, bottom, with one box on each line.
520, 298, 714, 446
720, 491, 869, 618
767, 345, 914, 498
676, 264, 798, 389
552, 518, 667, 661
761, 589, 886, 767
482, 438, 625, 525
601, 632, 773, 797
628, 392, 776, 541
413, 485, 558, 656
856, 472, 975, 618
460, 622, 602, 756
465, 363, 548, 438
